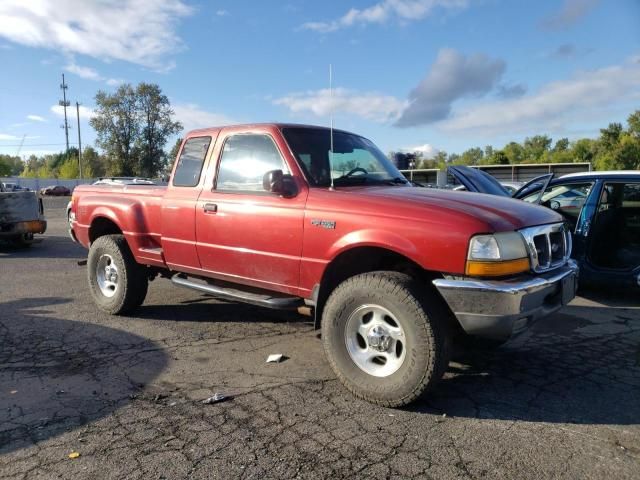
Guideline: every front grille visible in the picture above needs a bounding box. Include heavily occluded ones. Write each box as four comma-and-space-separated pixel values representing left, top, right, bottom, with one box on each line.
519, 223, 571, 272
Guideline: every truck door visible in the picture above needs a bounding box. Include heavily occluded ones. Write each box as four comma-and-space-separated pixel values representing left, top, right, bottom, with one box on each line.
195, 129, 308, 296
161, 135, 215, 272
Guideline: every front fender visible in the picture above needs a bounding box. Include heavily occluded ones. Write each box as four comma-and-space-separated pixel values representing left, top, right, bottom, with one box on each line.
328, 229, 421, 265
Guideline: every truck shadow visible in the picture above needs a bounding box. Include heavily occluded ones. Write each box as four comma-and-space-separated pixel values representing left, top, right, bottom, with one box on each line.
0, 235, 86, 260
411, 303, 640, 425
0, 297, 168, 454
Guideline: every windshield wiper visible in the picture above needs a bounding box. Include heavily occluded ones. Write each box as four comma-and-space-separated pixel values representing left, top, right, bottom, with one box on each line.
333, 176, 368, 185
384, 177, 409, 185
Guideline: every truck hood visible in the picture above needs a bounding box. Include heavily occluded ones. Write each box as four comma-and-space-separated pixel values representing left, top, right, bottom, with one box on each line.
345, 185, 563, 232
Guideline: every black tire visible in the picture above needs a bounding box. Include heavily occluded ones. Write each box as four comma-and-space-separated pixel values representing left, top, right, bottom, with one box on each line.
321, 271, 452, 407
87, 234, 148, 315
11, 233, 34, 248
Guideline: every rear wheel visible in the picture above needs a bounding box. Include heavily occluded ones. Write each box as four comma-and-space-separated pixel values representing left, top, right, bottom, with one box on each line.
322, 271, 451, 407
11, 233, 34, 248
88, 234, 148, 314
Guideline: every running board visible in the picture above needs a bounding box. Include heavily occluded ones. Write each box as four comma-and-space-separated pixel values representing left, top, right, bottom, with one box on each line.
171, 274, 304, 310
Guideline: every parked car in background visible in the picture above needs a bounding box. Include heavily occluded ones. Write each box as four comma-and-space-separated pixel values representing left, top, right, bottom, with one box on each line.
40, 185, 71, 196
1, 182, 28, 192
450, 166, 640, 290
500, 181, 524, 195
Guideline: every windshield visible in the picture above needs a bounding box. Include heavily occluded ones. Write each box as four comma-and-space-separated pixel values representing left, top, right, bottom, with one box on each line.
282, 127, 407, 187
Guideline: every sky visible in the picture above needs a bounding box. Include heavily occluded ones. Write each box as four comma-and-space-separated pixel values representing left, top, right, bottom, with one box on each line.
0, 0, 639, 160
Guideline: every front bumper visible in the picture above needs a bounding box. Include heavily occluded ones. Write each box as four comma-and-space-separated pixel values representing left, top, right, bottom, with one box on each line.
433, 260, 579, 340
0, 219, 47, 237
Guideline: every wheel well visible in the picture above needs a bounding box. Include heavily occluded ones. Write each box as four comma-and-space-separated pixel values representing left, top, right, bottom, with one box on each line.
89, 217, 122, 243
314, 247, 441, 328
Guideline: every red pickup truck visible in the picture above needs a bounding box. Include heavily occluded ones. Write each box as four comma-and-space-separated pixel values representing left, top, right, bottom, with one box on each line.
69, 124, 578, 407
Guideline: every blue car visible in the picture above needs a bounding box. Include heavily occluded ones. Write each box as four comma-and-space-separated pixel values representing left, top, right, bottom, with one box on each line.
449, 167, 640, 291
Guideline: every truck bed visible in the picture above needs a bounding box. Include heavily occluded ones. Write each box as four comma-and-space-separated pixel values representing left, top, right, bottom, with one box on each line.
72, 184, 167, 266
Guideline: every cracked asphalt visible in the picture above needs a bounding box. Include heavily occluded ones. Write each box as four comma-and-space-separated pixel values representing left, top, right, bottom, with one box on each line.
1, 197, 639, 479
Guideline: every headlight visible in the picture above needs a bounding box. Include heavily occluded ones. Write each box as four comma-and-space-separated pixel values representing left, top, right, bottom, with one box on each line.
466, 232, 530, 276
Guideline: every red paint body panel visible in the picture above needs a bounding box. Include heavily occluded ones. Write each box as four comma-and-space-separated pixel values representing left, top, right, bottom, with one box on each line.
71, 123, 563, 299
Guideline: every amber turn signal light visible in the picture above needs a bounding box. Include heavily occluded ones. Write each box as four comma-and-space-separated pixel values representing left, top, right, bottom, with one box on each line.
465, 258, 530, 277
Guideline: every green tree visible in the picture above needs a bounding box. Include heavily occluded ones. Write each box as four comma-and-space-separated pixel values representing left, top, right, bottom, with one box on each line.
0, 155, 24, 176
90, 83, 182, 178
168, 137, 183, 163
503, 142, 525, 164
81, 146, 106, 178
599, 122, 623, 149
487, 150, 509, 165
459, 147, 484, 165
433, 151, 448, 168
523, 135, 552, 162
135, 83, 182, 178
627, 111, 640, 138
91, 84, 140, 176
572, 138, 596, 164
553, 138, 570, 152
0, 157, 11, 176
58, 156, 80, 179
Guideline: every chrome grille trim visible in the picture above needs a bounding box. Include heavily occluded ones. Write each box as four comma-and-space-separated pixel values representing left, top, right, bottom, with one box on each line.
519, 223, 572, 273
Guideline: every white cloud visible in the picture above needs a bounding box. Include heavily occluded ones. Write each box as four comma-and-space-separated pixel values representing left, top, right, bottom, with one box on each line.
50, 104, 96, 120
404, 143, 438, 158
274, 88, 407, 123
65, 62, 101, 81
438, 56, 640, 135
215, 9, 229, 17
0, 133, 20, 140
172, 104, 236, 132
64, 61, 124, 86
27, 115, 46, 122
0, 0, 192, 70
301, 0, 468, 32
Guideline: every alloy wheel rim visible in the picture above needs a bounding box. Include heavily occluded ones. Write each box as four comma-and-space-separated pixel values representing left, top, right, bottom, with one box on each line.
344, 304, 407, 377
96, 254, 118, 298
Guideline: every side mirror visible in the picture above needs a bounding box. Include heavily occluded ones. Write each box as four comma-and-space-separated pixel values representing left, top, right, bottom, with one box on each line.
263, 170, 297, 198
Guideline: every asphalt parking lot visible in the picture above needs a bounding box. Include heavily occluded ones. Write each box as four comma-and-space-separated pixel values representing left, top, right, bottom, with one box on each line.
1, 197, 639, 479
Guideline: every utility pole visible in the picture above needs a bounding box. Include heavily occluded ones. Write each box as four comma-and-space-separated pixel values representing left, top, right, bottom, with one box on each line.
59, 74, 70, 152
76, 101, 82, 178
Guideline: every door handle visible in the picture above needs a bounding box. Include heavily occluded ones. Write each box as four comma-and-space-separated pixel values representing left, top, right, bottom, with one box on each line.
203, 203, 217, 213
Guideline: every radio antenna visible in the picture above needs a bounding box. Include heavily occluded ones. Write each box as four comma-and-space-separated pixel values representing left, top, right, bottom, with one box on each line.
329, 63, 335, 190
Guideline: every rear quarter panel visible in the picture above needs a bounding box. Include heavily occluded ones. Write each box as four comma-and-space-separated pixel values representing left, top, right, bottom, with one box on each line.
73, 185, 166, 266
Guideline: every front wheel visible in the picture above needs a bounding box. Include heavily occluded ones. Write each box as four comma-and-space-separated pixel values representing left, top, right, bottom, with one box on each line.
87, 234, 148, 315
322, 272, 451, 407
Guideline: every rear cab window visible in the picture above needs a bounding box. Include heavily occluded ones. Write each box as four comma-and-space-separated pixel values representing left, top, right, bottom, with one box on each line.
173, 136, 211, 187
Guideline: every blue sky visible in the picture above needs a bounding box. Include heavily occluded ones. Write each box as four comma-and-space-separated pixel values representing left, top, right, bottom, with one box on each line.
0, 0, 639, 160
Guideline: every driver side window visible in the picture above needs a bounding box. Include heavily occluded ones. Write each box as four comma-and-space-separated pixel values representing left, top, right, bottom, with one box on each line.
215, 134, 288, 192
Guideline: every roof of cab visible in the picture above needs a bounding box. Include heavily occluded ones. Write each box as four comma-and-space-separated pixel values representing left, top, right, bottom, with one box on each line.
185, 123, 355, 137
